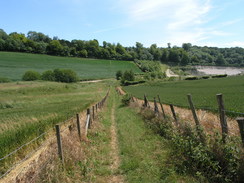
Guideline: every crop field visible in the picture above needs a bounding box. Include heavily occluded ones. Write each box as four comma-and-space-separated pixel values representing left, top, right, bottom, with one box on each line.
0, 80, 108, 159
123, 75, 244, 115
0, 52, 141, 81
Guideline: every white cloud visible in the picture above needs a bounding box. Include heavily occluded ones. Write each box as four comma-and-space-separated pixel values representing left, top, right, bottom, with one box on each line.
220, 19, 243, 26
222, 41, 244, 48
197, 41, 244, 48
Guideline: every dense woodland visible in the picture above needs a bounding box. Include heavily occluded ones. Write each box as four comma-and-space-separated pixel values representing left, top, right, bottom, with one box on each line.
0, 29, 243, 66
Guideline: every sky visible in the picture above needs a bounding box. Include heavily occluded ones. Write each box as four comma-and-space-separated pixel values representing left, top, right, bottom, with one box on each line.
1, 0, 244, 48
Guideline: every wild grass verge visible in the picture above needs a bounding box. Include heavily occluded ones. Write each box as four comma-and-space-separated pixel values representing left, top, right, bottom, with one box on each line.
139, 107, 244, 183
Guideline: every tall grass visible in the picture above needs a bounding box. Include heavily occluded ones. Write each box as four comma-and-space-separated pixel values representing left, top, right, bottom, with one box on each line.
0, 81, 108, 159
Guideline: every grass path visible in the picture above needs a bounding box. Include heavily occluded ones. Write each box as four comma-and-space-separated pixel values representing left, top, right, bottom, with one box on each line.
109, 100, 124, 183
80, 88, 197, 182
109, 89, 196, 182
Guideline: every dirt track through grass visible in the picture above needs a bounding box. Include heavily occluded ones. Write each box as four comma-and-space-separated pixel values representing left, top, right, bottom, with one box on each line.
109, 100, 124, 183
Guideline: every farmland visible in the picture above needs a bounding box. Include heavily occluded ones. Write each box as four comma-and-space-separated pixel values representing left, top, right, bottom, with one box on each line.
123, 75, 244, 115
0, 52, 141, 81
0, 80, 108, 158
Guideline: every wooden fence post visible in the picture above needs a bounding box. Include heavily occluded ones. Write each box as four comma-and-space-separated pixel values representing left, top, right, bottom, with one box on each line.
236, 117, 244, 147
143, 94, 148, 107
55, 125, 64, 165
85, 114, 90, 137
96, 104, 98, 112
187, 94, 200, 126
187, 94, 205, 142
157, 95, 166, 119
76, 113, 81, 139
216, 94, 228, 143
170, 104, 178, 125
87, 108, 91, 129
92, 106, 95, 120
154, 97, 159, 114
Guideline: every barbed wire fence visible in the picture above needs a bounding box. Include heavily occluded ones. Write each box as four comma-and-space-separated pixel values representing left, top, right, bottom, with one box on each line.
130, 92, 244, 146
0, 88, 110, 181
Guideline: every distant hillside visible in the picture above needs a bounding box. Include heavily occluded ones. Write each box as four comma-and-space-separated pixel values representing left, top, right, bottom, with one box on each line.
0, 29, 243, 67
0, 52, 141, 80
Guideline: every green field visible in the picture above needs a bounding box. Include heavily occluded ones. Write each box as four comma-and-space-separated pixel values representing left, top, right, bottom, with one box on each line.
0, 52, 141, 80
0, 80, 109, 160
123, 75, 244, 115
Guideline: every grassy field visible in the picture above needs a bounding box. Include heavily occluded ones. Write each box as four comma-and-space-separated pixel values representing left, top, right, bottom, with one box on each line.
0, 80, 109, 160
123, 75, 244, 115
0, 52, 141, 80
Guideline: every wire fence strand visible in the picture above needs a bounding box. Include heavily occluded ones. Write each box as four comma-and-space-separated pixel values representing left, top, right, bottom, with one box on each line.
0, 132, 47, 162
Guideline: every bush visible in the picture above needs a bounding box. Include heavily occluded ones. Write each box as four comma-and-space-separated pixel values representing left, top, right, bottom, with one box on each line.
185, 76, 198, 80
121, 94, 131, 106
212, 74, 227, 78
201, 76, 210, 79
22, 70, 41, 81
53, 69, 79, 83
139, 108, 243, 182
116, 70, 123, 80
0, 77, 11, 83
41, 70, 55, 81
122, 80, 146, 86
122, 70, 135, 81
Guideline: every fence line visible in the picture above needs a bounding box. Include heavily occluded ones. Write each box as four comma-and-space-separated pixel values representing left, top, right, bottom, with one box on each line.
0, 132, 47, 162
132, 92, 244, 146
0, 88, 110, 180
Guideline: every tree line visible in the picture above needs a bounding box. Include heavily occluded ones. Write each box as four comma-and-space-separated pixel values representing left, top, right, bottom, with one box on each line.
0, 29, 243, 66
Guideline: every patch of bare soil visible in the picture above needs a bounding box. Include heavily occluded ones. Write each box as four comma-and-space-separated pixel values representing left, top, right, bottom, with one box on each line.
80, 79, 103, 83
109, 102, 124, 183
116, 87, 126, 95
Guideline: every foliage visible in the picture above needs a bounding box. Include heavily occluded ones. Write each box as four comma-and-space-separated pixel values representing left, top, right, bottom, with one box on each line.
22, 70, 41, 81
0, 28, 243, 66
116, 70, 123, 80
122, 80, 146, 86
41, 70, 55, 81
121, 94, 131, 106
139, 109, 243, 183
53, 69, 79, 83
185, 76, 198, 80
0, 77, 11, 83
212, 74, 227, 78
201, 76, 210, 79
121, 70, 135, 82
135, 59, 161, 72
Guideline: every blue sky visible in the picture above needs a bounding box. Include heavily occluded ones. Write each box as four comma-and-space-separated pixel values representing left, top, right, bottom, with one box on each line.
1, 0, 244, 48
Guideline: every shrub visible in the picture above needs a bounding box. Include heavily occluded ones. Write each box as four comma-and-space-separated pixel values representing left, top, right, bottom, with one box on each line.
201, 76, 210, 79
22, 70, 41, 81
185, 76, 198, 80
0, 77, 11, 83
121, 94, 131, 106
122, 80, 146, 86
212, 74, 227, 78
53, 69, 79, 83
116, 70, 123, 80
41, 70, 55, 81
122, 70, 135, 81
150, 72, 156, 80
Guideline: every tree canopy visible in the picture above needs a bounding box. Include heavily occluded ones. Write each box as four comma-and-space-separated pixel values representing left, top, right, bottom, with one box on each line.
0, 28, 243, 67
